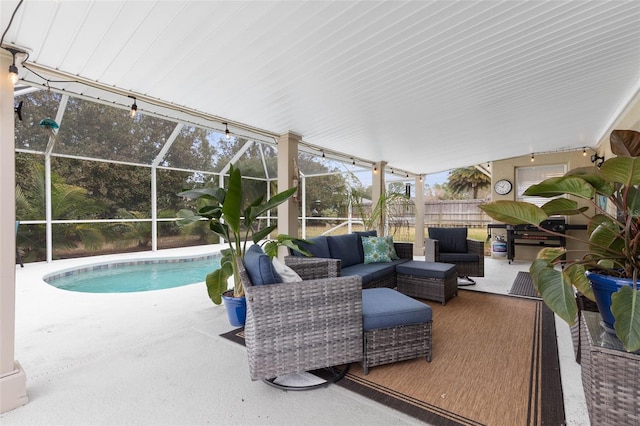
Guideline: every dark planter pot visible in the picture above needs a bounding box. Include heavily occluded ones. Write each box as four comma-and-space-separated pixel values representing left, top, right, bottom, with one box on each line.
586, 271, 635, 334
222, 292, 246, 327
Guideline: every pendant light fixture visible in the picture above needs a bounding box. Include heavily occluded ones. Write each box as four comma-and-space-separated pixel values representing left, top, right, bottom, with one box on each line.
128, 95, 137, 118
223, 122, 230, 139
6, 47, 22, 85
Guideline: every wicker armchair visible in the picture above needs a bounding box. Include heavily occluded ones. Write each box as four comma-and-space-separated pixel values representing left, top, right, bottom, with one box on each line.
239, 257, 363, 381
425, 227, 485, 284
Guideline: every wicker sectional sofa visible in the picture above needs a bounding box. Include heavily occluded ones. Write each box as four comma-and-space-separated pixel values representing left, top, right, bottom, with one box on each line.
286, 232, 414, 289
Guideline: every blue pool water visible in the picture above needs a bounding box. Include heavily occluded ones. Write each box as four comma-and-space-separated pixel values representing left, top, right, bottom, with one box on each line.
45, 256, 221, 293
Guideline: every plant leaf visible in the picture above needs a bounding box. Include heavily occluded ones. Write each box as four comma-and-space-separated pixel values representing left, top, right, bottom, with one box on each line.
479, 201, 548, 226
564, 264, 594, 301
565, 167, 615, 196
611, 285, 640, 352
524, 176, 595, 199
251, 225, 277, 243
600, 156, 640, 186
626, 186, 640, 218
540, 198, 587, 216
610, 129, 640, 157
178, 187, 219, 200
531, 267, 578, 325
205, 268, 231, 305
176, 209, 201, 226
221, 166, 242, 235
251, 187, 298, 219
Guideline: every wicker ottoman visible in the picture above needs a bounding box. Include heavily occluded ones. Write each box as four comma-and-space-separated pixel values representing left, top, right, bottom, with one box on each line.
361, 288, 432, 375
396, 260, 457, 305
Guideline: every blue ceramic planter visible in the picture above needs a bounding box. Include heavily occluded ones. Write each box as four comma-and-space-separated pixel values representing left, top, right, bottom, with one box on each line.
586, 271, 636, 334
222, 293, 246, 327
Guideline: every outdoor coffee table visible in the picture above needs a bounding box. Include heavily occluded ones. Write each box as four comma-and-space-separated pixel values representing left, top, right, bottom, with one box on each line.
396, 260, 457, 305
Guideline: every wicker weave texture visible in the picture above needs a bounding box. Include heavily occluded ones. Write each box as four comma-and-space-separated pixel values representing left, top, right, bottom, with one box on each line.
397, 273, 457, 305
580, 313, 640, 425
362, 321, 433, 375
241, 259, 363, 381
425, 237, 485, 278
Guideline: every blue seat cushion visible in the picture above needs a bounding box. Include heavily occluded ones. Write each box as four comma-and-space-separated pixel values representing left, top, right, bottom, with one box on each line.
341, 262, 397, 286
327, 233, 361, 268
396, 260, 457, 279
362, 288, 432, 331
439, 253, 480, 263
243, 245, 281, 285
293, 235, 331, 258
428, 227, 468, 253
354, 230, 377, 263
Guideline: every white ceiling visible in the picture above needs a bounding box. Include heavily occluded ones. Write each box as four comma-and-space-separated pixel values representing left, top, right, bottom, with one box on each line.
2, 0, 640, 175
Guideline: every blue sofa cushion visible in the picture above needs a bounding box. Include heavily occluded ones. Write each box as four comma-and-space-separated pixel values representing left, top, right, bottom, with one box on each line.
244, 245, 281, 285
327, 233, 361, 268
428, 228, 468, 253
341, 259, 409, 286
396, 260, 457, 280
362, 288, 432, 331
293, 235, 331, 258
354, 230, 377, 263
439, 253, 480, 263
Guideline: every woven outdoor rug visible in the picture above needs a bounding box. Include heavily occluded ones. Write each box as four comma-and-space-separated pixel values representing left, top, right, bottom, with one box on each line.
509, 271, 541, 299
220, 290, 564, 426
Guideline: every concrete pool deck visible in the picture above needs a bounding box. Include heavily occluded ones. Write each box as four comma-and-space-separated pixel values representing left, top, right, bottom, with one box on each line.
1, 246, 589, 425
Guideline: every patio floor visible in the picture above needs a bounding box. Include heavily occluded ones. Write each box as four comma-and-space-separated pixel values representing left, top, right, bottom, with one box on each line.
1, 247, 588, 425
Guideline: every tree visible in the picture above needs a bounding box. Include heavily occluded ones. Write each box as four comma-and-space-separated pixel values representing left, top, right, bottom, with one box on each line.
446, 167, 490, 199
16, 165, 112, 261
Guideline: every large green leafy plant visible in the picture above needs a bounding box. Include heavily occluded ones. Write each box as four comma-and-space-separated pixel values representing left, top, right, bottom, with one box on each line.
479, 130, 640, 352
177, 164, 299, 304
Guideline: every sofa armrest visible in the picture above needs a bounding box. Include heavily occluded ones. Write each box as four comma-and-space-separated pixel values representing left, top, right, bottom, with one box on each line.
284, 256, 341, 278
393, 242, 414, 260
424, 238, 439, 262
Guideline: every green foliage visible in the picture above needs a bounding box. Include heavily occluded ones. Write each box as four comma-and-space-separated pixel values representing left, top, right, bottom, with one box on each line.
447, 167, 491, 199
178, 164, 300, 303
479, 130, 640, 351
349, 185, 412, 235
16, 164, 112, 261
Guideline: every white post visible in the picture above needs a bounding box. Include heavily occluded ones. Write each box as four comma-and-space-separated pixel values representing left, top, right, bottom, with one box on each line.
0, 48, 28, 413
151, 166, 157, 251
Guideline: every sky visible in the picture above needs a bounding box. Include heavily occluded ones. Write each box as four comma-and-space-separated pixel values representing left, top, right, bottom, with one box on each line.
424, 170, 449, 186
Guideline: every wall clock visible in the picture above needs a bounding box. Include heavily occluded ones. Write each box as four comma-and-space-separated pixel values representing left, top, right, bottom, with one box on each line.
494, 179, 512, 195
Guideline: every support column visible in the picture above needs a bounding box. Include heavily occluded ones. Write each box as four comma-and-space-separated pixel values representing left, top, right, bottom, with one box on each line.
277, 132, 300, 241
414, 175, 425, 256
371, 161, 386, 235
0, 49, 28, 413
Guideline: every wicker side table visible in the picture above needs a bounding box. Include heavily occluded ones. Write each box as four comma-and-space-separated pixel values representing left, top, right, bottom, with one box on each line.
580, 312, 640, 425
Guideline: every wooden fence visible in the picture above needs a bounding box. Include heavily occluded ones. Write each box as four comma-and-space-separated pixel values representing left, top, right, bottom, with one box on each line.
389, 200, 490, 228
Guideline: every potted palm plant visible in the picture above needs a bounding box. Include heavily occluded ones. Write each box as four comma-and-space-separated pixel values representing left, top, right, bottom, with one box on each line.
177, 163, 303, 326
479, 129, 640, 352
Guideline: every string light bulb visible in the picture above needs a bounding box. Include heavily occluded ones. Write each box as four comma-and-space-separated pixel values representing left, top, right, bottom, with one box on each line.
128, 96, 137, 118
321, 151, 326, 162
373, 164, 378, 173
583, 147, 587, 156
419, 175, 423, 183
351, 158, 355, 167
531, 153, 535, 162
6, 48, 20, 85
224, 123, 230, 139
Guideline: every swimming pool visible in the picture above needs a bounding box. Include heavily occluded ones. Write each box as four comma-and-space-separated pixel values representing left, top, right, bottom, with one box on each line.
44, 255, 221, 293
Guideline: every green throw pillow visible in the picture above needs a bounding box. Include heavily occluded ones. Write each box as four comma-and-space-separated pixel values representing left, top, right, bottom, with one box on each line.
362, 236, 392, 264
385, 236, 400, 260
